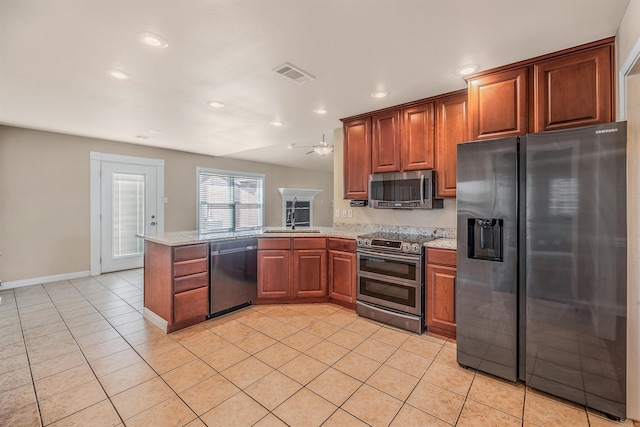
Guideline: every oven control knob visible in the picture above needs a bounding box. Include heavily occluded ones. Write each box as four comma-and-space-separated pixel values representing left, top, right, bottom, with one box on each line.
357, 238, 363, 246
402, 243, 411, 252
411, 243, 421, 253
364, 238, 371, 247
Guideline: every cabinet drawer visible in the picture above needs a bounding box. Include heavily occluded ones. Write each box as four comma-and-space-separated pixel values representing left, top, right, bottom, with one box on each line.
258, 238, 291, 250
173, 287, 209, 324
293, 237, 327, 250
174, 244, 208, 262
328, 238, 356, 252
174, 272, 208, 294
427, 248, 456, 266
174, 258, 208, 277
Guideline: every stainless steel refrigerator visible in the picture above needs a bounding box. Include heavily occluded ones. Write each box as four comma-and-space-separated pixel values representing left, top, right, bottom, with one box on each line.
456, 122, 627, 419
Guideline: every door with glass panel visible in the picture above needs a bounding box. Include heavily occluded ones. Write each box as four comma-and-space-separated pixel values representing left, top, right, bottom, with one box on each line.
101, 162, 158, 273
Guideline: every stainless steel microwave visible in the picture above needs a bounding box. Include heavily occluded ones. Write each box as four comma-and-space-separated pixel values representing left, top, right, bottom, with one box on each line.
368, 170, 443, 209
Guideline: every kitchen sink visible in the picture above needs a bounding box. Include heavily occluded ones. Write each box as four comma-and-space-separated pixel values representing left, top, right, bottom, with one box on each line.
263, 229, 321, 233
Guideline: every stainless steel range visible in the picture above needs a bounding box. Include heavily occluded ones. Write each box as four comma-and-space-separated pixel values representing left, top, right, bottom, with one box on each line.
355, 232, 434, 333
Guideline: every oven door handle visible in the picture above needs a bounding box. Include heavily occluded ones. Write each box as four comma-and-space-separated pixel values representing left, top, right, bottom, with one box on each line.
357, 249, 423, 262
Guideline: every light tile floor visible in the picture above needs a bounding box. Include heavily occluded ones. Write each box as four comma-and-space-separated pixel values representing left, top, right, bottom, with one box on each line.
0, 269, 637, 426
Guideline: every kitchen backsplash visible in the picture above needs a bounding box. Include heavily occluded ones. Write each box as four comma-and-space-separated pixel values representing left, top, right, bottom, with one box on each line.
333, 222, 456, 239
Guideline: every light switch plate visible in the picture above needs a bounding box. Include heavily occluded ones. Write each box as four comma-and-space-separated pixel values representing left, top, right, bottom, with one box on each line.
348, 209, 353, 218
335, 209, 340, 217
342, 209, 347, 217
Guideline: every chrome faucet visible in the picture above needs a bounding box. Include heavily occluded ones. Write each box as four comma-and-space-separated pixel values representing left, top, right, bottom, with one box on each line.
287, 197, 297, 230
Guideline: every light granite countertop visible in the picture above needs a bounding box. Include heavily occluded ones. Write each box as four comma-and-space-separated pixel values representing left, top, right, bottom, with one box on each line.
424, 238, 457, 250
139, 227, 360, 246
140, 227, 457, 250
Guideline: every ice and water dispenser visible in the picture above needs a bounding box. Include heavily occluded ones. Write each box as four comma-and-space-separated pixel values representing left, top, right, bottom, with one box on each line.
467, 218, 504, 262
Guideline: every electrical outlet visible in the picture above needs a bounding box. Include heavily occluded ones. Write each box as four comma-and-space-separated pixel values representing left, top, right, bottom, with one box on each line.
342, 209, 347, 217
335, 208, 340, 217
348, 209, 353, 218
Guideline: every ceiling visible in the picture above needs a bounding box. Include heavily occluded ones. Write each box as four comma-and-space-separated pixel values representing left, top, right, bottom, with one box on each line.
0, 0, 630, 172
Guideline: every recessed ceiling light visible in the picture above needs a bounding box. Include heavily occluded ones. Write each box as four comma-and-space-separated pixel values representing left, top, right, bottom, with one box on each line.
137, 32, 168, 48
370, 90, 389, 99
454, 64, 480, 76
287, 143, 295, 149
108, 69, 129, 80
313, 108, 328, 114
270, 121, 284, 127
208, 100, 225, 108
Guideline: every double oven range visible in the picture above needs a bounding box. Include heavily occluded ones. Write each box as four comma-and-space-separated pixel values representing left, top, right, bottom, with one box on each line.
355, 232, 434, 333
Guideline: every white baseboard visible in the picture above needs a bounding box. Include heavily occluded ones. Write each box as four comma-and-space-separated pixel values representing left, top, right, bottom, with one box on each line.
143, 308, 169, 333
1, 271, 91, 291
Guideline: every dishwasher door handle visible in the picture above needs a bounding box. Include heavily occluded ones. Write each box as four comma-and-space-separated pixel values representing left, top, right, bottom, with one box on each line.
210, 245, 258, 256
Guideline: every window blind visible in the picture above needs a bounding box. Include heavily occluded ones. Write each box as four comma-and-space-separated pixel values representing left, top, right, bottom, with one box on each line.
198, 170, 264, 233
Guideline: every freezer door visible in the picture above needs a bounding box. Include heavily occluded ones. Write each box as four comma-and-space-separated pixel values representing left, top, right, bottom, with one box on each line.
524, 122, 626, 418
456, 137, 519, 381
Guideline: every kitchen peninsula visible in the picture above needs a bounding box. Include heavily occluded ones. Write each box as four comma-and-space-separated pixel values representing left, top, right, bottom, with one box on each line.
140, 226, 456, 333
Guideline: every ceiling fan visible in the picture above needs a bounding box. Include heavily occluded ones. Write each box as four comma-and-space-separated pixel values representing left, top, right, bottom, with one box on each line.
287, 134, 334, 156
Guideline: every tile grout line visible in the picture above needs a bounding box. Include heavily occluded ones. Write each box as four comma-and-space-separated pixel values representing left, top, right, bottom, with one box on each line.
12, 286, 45, 427
40, 278, 126, 427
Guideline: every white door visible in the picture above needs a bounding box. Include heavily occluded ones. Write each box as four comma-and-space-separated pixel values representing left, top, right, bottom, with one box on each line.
100, 162, 158, 273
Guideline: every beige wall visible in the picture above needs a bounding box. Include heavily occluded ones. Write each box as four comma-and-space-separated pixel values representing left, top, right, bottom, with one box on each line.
331, 127, 457, 229
617, 0, 640, 419
616, 0, 640, 78
0, 126, 333, 282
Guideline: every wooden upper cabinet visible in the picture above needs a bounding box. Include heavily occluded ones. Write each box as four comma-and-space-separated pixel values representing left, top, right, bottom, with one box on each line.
371, 110, 401, 173
533, 45, 612, 132
435, 93, 467, 198
402, 102, 435, 171
467, 68, 528, 141
343, 117, 371, 199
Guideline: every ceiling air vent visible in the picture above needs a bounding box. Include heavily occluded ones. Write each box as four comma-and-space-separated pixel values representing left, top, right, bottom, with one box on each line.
273, 62, 315, 84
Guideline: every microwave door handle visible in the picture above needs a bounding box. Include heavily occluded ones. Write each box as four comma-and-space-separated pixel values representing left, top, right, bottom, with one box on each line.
420, 174, 425, 200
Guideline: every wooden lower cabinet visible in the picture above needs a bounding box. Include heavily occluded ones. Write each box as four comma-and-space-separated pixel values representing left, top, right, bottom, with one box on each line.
256, 237, 328, 303
328, 250, 356, 306
327, 238, 357, 307
257, 249, 290, 299
173, 287, 209, 324
425, 248, 457, 338
293, 250, 327, 298
144, 241, 209, 332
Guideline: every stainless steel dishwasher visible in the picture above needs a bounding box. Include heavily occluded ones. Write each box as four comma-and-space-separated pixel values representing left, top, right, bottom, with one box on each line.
208, 238, 258, 318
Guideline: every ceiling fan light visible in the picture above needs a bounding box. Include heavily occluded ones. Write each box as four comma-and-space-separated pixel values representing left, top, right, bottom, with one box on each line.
313, 145, 333, 156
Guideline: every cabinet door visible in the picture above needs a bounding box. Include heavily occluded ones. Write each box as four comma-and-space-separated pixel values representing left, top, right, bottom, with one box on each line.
343, 117, 372, 199
426, 263, 456, 337
467, 68, 528, 141
257, 250, 290, 299
402, 102, 435, 171
435, 93, 467, 198
293, 249, 327, 298
372, 110, 401, 173
533, 45, 612, 132
328, 250, 356, 304
173, 287, 209, 324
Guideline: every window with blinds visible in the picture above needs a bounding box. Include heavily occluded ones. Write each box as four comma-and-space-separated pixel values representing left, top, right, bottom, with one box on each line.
197, 168, 264, 233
